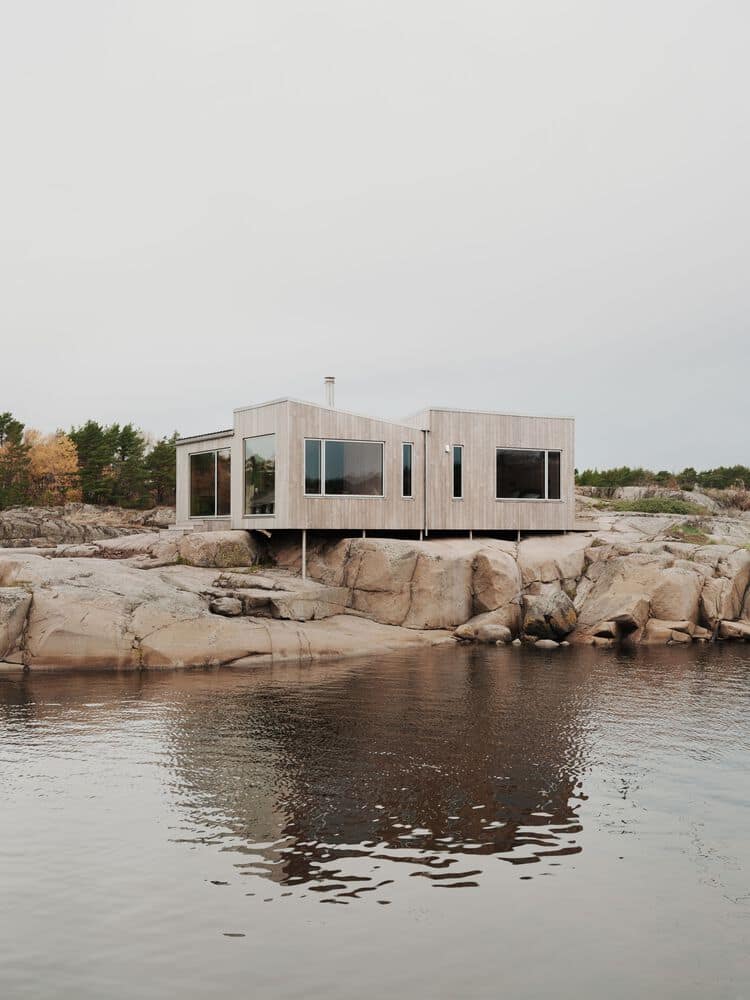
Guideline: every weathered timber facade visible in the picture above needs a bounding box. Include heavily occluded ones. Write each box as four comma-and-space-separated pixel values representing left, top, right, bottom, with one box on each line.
175, 392, 575, 535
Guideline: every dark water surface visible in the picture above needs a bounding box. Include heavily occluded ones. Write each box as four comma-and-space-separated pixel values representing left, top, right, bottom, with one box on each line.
1, 644, 749, 999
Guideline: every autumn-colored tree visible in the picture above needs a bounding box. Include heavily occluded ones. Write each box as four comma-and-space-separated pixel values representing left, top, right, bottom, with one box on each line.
25, 429, 82, 505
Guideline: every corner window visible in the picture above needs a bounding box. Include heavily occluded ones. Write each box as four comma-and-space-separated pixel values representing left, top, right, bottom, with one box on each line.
244, 434, 275, 515
452, 445, 463, 499
496, 449, 562, 500
402, 443, 413, 498
190, 448, 231, 517
304, 439, 384, 497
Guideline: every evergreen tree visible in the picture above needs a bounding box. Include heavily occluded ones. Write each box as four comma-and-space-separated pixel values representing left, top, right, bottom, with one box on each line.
0, 412, 31, 508
70, 420, 117, 504
145, 433, 177, 505
112, 423, 148, 507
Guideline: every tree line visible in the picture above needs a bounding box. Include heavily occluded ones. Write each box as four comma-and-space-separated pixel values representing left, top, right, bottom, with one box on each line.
0, 411, 177, 510
576, 465, 750, 490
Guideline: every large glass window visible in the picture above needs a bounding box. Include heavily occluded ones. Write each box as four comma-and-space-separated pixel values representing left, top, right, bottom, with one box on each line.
190, 448, 231, 517
305, 439, 321, 495
304, 439, 384, 496
324, 440, 383, 496
402, 443, 413, 498
452, 445, 463, 499
244, 434, 275, 515
496, 449, 561, 499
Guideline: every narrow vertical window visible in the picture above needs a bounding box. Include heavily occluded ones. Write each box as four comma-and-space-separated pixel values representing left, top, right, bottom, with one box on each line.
547, 450, 561, 500
452, 445, 463, 499
216, 448, 231, 515
244, 434, 276, 515
305, 439, 322, 495
402, 443, 413, 498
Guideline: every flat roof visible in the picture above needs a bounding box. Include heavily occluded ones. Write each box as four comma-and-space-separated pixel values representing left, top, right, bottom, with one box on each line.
175, 428, 234, 446
419, 406, 575, 421
232, 397, 417, 429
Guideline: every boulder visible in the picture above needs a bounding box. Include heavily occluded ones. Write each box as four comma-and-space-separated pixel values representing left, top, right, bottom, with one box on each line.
517, 535, 589, 594
534, 639, 561, 649
649, 568, 703, 622
472, 549, 522, 615
306, 539, 473, 630
697, 548, 750, 625
0, 587, 32, 660
209, 597, 243, 617
522, 591, 577, 640
718, 620, 750, 640
576, 556, 663, 635
476, 623, 513, 644
641, 619, 696, 644
455, 608, 519, 641
177, 531, 259, 569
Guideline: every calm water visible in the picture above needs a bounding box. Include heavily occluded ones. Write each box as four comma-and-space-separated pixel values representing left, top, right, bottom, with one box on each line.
1, 645, 749, 999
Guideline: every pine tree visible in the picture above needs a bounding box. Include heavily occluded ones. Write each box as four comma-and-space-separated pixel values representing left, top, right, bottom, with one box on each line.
145, 433, 177, 505
0, 412, 31, 508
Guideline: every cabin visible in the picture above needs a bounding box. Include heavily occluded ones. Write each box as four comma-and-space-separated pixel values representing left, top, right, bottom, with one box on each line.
175, 379, 575, 543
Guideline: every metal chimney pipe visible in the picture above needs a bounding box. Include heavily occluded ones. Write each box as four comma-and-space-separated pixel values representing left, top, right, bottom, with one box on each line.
324, 376, 335, 408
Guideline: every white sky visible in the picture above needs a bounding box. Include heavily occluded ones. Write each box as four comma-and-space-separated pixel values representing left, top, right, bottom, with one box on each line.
1, 1, 748, 470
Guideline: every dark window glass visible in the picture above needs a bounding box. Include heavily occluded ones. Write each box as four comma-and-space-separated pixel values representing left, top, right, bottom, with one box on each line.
190, 451, 216, 517
496, 449, 545, 499
305, 439, 321, 494
402, 443, 413, 497
244, 434, 275, 514
452, 445, 462, 498
324, 440, 383, 496
217, 448, 231, 515
548, 450, 561, 500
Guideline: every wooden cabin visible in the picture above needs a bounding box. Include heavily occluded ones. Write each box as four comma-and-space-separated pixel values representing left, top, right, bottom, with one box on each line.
175, 380, 575, 538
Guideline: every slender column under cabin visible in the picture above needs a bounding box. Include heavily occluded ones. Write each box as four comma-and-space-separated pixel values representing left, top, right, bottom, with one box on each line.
301, 529, 307, 581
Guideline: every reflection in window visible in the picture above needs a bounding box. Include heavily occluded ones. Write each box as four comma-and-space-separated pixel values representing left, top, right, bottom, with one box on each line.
216, 448, 231, 515
452, 445, 463, 499
190, 452, 215, 517
402, 443, 413, 498
496, 449, 562, 499
547, 450, 561, 500
244, 434, 275, 514
324, 440, 383, 496
190, 448, 231, 517
305, 439, 321, 495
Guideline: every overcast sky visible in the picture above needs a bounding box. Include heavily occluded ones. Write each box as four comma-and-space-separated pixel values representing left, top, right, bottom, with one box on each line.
2, 1, 748, 470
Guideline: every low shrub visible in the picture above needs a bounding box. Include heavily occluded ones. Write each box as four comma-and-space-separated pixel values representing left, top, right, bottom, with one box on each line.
609, 497, 709, 515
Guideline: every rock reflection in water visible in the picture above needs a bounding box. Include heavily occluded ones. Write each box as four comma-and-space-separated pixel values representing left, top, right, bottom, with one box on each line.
164, 645, 592, 900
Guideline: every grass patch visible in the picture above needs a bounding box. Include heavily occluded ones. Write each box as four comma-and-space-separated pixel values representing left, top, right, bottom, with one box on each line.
608, 497, 709, 515
666, 520, 714, 546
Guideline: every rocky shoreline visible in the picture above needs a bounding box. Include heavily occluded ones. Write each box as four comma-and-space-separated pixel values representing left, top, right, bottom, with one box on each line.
1, 501, 750, 671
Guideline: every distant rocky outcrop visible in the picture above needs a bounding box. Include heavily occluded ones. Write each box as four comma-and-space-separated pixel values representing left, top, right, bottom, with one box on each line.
0, 503, 175, 548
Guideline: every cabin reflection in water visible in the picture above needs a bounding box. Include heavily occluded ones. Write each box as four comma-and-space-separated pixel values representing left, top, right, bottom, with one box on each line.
164, 647, 592, 896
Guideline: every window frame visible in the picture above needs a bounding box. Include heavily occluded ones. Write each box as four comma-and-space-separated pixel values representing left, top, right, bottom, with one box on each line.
452, 444, 463, 501
303, 437, 386, 499
243, 433, 277, 517
402, 442, 414, 499
189, 447, 231, 519
495, 447, 563, 502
